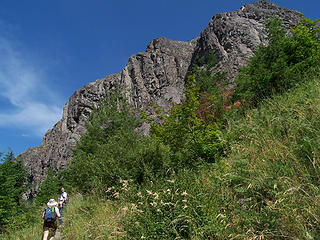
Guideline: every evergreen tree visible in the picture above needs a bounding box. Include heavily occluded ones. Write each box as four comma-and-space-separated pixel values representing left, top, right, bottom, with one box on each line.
0, 150, 28, 231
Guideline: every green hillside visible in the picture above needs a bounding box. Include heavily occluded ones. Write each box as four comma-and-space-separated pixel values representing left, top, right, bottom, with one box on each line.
1, 17, 320, 240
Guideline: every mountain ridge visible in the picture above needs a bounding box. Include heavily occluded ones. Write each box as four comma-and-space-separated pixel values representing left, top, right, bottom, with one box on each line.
20, 0, 302, 199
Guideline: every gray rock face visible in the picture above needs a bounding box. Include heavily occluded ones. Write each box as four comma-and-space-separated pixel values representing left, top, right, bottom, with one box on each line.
21, 38, 196, 198
195, 0, 301, 78
20, 0, 304, 198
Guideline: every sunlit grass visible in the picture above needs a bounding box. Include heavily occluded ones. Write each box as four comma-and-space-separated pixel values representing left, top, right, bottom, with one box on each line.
62, 193, 125, 240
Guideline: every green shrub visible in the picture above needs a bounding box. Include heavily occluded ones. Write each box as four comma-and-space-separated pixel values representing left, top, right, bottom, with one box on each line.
67, 91, 172, 194
190, 51, 226, 95
235, 17, 320, 106
151, 75, 224, 167
0, 151, 30, 232
34, 169, 68, 206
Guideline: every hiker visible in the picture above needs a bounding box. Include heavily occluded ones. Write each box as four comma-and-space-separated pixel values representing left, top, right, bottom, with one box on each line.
42, 199, 60, 240
58, 187, 68, 225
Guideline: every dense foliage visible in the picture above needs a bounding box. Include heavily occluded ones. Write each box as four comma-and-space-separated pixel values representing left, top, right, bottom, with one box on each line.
151, 75, 223, 166
66, 92, 172, 194
235, 17, 320, 106
150, 52, 226, 167
34, 169, 68, 206
0, 151, 34, 232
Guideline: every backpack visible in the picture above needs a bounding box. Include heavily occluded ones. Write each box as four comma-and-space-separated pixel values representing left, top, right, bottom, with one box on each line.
44, 207, 57, 222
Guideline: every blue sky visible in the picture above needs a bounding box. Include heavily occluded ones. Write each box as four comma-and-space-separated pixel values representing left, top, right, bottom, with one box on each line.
0, 0, 319, 155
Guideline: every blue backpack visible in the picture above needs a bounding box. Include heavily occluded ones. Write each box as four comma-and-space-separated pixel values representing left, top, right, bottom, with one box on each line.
44, 207, 57, 222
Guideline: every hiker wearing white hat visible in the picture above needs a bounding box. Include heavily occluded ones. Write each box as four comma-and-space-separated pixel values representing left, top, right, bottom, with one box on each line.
42, 199, 60, 240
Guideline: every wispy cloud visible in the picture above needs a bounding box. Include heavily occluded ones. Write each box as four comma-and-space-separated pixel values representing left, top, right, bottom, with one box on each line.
0, 25, 63, 137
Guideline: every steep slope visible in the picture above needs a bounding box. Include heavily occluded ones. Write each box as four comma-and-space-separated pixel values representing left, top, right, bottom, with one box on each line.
20, 0, 302, 198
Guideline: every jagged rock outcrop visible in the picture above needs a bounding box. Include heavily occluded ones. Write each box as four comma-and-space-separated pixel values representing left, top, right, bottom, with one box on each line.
194, 0, 302, 78
21, 38, 197, 198
20, 0, 303, 198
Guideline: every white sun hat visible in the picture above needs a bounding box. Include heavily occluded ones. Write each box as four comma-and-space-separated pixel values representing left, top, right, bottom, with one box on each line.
47, 199, 58, 208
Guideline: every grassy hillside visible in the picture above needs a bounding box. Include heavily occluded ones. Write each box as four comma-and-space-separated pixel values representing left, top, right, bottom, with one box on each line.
210, 78, 320, 239
115, 77, 320, 239
44, 77, 320, 239
5, 76, 317, 240
1, 17, 320, 240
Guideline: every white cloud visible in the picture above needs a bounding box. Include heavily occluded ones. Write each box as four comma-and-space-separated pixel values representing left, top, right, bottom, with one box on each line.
0, 29, 63, 137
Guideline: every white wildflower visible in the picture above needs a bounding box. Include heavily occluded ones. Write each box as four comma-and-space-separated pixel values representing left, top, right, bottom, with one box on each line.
181, 191, 188, 196
150, 202, 157, 207
154, 192, 159, 200
131, 203, 138, 210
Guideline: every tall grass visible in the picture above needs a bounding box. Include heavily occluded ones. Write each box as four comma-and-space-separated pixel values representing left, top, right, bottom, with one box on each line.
213, 77, 320, 239
62, 193, 125, 239
121, 77, 320, 239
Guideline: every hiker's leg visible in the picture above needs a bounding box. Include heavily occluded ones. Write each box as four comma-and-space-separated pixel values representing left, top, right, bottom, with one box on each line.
48, 223, 57, 239
58, 207, 63, 224
43, 230, 49, 240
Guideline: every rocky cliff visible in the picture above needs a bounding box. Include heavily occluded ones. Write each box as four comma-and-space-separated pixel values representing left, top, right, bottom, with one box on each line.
20, 0, 303, 198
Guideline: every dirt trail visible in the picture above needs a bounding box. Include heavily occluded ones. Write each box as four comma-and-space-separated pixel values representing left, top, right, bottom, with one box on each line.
55, 226, 62, 239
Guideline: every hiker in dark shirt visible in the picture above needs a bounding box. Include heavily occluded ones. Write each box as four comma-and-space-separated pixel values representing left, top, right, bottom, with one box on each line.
42, 199, 60, 240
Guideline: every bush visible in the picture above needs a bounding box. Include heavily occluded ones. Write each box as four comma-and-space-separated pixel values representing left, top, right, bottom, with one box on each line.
34, 169, 68, 206
67, 91, 172, 194
235, 17, 320, 106
151, 75, 224, 167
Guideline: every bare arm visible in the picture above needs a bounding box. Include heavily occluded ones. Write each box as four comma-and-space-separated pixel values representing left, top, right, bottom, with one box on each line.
55, 207, 61, 218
